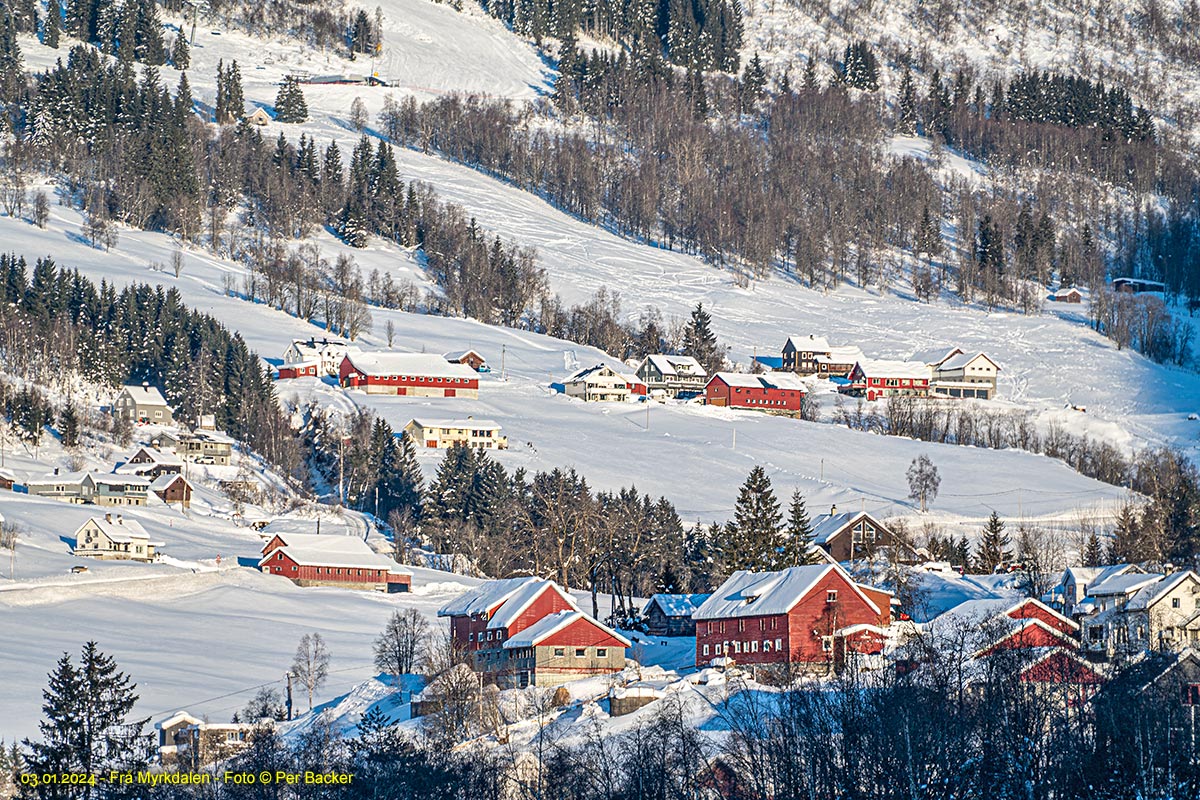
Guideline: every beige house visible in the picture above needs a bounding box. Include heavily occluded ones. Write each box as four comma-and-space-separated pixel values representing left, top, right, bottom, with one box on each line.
156, 711, 265, 768
154, 430, 235, 466
1085, 571, 1200, 656
82, 473, 150, 506
114, 383, 174, 424
404, 418, 508, 450
246, 107, 272, 126
925, 348, 1002, 400
73, 514, 159, 561
501, 610, 630, 688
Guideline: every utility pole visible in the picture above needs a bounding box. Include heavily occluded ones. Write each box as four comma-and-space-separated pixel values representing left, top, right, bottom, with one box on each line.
338, 435, 345, 506
820, 458, 824, 481
374, 486, 379, 525
645, 400, 650, 431
501, 344, 507, 381
285, 672, 294, 721
732, 428, 736, 450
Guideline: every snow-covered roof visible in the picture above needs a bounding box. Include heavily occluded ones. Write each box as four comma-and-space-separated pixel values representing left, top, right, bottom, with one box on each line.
121, 384, 170, 406
407, 418, 503, 431
1126, 571, 1199, 612
116, 447, 184, 473
939, 352, 1001, 372
693, 565, 881, 620
644, 593, 710, 617
86, 473, 151, 488
709, 371, 807, 390
438, 577, 542, 618
784, 335, 830, 352
27, 471, 88, 487
815, 345, 864, 364
343, 351, 477, 380
155, 711, 203, 731
853, 359, 932, 380
443, 349, 485, 362
1053, 287, 1082, 298
1088, 572, 1163, 598
259, 533, 410, 574
809, 511, 881, 545
279, 359, 320, 369
1063, 564, 1136, 589
643, 354, 706, 378
502, 610, 630, 648
77, 515, 150, 543
149, 474, 189, 491
563, 363, 620, 382
0, 468, 15, 481
487, 580, 578, 630
289, 338, 348, 353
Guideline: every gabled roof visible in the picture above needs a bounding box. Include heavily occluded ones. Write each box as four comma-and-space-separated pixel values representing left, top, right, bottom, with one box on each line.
938, 351, 1002, 372
1006, 597, 1080, 631
502, 610, 630, 648
1088, 572, 1164, 598
258, 533, 410, 574
156, 711, 203, 731
1125, 571, 1200, 612
438, 577, 543, 618
852, 359, 932, 380
406, 418, 502, 431
1053, 287, 1083, 298
693, 565, 881, 620
784, 335, 830, 352
644, 593, 710, 617
121, 384, 170, 406
815, 345, 864, 364
27, 470, 88, 487
708, 371, 807, 390
76, 515, 150, 543
563, 363, 622, 383
342, 351, 477, 380
85, 473, 150, 488
485, 579, 578, 630
444, 349, 485, 363
116, 447, 184, 473
642, 354, 706, 378
810, 511, 885, 545
150, 473, 190, 491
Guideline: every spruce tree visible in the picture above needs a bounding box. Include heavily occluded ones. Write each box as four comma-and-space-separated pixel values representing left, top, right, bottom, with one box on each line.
683, 302, 722, 374
275, 75, 309, 123
801, 55, 818, 92
1083, 531, 1104, 567
170, 30, 189, 69
22, 643, 149, 792
134, 0, 163, 65
783, 489, 820, 565
59, 402, 80, 448
728, 465, 783, 571
0, 9, 23, 103
974, 511, 1011, 573
741, 51, 766, 109
1107, 503, 1142, 563
44, 0, 63, 48
915, 205, 942, 260
897, 64, 917, 134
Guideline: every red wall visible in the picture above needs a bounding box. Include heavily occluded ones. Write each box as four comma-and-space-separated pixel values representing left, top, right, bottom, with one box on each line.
705, 378, 804, 411
538, 616, 627, 649
278, 364, 318, 379
982, 622, 1076, 655
694, 570, 883, 666
450, 585, 575, 652
262, 551, 389, 584
338, 358, 478, 392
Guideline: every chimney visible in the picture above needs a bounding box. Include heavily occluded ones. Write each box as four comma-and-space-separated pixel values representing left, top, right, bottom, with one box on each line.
142, 380, 150, 389
116, 515, 123, 525
830, 504, 837, 515
105, 513, 112, 523
54, 467, 59, 475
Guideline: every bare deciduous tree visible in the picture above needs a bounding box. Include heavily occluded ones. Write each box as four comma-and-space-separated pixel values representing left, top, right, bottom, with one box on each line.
373, 609, 428, 677
291, 632, 330, 712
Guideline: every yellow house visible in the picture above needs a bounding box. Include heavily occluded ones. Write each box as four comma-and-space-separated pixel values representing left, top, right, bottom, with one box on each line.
73, 514, 160, 561
403, 418, 508, 450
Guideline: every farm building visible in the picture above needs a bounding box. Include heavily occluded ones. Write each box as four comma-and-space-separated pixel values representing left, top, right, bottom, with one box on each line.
705, 372, 807, 411
693, 564, 892, 671
643, 594, 709, 636
259, 533, 412, 592
277, 361, 319, 379
845, 360, 931, 401
444, 349, 489, 371
151, 474, 193, 508
339, 352, 480, 398
1051, 287, 1083, 303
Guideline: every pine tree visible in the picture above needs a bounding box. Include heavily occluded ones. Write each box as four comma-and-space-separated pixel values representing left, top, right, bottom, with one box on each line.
170, 31, 189, 69
1107, 503, 1142, 563
59, 402, 80, 448
44, 0, 63, 48
22, 643, 149, 790
134, 0, 163, 64
274, 75, 309, 123
782, 489, 821, 565
682, 302, 722, 373
1083, 531, 1104, 567
915, 204, 942, 260
726, 465, 783, 571
740, 51, 766, 109
0, 9, 23, 103
974, 511, 1011, 573
801, 54, 818, 92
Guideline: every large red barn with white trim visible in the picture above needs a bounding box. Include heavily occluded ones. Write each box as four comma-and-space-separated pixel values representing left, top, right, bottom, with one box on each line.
339, 352, 480, 398
705, 372, 807, 411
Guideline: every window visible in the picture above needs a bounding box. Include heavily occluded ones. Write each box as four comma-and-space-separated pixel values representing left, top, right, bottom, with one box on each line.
575, 648, 586, 658
1183, 684, 1200, 706
715, 643, 723, 654
553, 647, 565, 657
763, 640, 771, 652
703, 644, 710, 656
750, 641, 759, 653
486, 631, 493, 641
827, 590, 838, 603
738, 619, 745, 632
1172, 597, 1182, 609
596, 648, 607, 658
775, 638, 782, 651
822, 637, 833, 653
468, 633, 474, 642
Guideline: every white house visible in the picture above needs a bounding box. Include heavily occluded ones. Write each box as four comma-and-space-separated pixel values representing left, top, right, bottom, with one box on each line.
403, 418, 508, 450
283, 337, 350, 376
924, 348, 1002, 400
73, 514, 159, 561
558, 364, 644, 402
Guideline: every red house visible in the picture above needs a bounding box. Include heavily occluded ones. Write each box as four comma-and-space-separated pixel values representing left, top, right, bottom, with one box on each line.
1000, 597, 1079, 637
693, 564, 892, 670
259, 532, 411, 592
339, 352, 480, 398
845, 359, 931, 402
439, 577, 628, 687
977, 618, 1079, 656
277, 360, 319, 379
704, 372, 807, 411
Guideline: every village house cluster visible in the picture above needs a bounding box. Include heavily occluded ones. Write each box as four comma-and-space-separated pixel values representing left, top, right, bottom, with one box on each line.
552, 337, 1003, 412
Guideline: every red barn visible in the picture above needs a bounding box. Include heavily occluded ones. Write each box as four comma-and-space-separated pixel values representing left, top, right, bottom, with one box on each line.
339, 352, 480, 398
705, 372, 807, 411
845, 359, 931, 402
259, 532, 411, 592
977, 618, 1079, 656
693, 564, 892, 670
439, 578, 627, 687
277, 360, 319, 379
